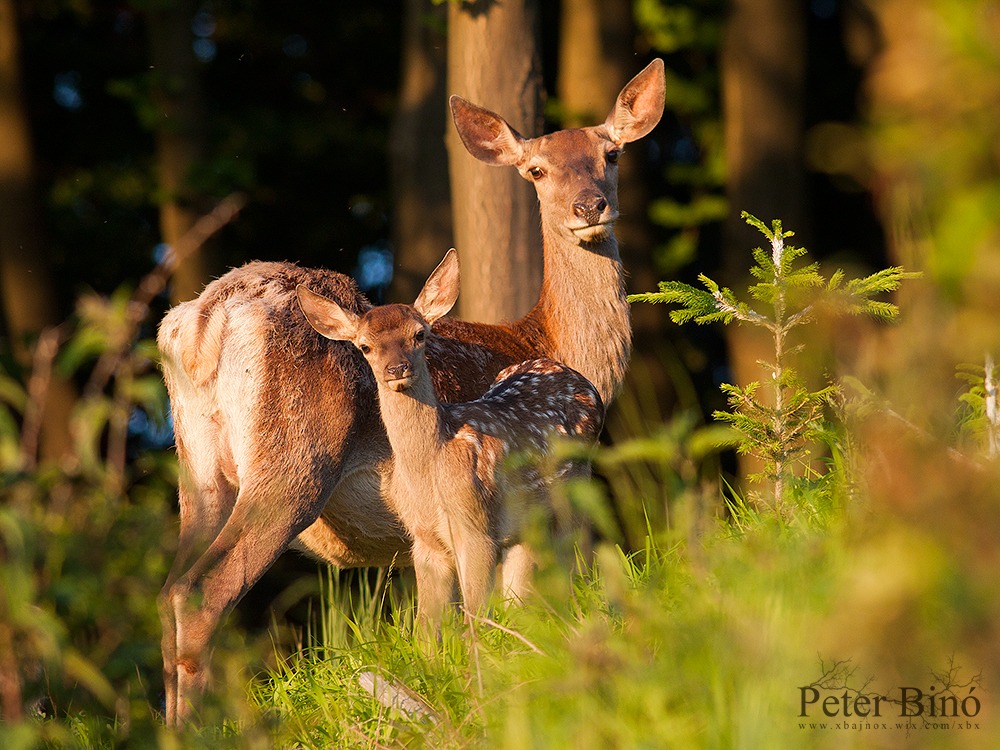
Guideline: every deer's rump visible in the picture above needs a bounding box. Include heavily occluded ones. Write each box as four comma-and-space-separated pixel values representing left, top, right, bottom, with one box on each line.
158, 262, 406, 564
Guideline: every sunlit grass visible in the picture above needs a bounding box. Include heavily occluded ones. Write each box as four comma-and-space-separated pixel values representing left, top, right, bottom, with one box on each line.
246, 499, 847, 749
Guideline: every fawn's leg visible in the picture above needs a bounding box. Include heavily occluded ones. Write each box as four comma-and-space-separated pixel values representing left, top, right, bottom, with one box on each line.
412, 533, 455, 632
499, 543, 536, 604
451, 529, 498, 617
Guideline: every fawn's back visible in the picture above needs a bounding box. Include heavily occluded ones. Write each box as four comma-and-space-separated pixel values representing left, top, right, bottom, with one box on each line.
443, 358, 604, 452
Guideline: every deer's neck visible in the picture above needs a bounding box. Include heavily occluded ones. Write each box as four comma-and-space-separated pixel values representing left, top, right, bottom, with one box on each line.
528, 224, 631, 404
376, 372, 444, 478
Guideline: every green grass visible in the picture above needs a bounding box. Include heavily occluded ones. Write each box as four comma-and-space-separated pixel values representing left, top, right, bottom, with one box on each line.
5, 355, 994, 749
7, 453, 998, 749
219, 465, 994, 750
240, 512, 865, 749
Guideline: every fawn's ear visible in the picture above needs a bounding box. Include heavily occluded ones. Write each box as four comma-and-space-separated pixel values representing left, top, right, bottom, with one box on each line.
450, 96, 526, 167
414, 248, 460, 324
605, 58, 665, 146
296, 285, 361, 342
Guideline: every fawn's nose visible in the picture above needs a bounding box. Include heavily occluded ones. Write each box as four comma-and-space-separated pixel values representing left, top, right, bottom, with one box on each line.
572, 192, 608, 225
385, 362, 412, 380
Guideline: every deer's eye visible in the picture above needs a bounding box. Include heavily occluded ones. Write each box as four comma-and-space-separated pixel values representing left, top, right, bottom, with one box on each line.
606, 149, 621, 164
414, 330, 426, 343
358, 343, 371, 354
527, 166, 545, 180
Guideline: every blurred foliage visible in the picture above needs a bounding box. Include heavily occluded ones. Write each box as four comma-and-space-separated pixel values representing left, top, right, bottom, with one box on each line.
0, 286, 178, 743
15, 0, 402, 315
635, 0, 728, 275
956, 355, 1000, 458
863, 0, 1000, 303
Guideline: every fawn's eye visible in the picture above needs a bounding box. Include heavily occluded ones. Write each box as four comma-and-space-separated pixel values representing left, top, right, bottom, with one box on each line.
414, 330, 426, 343
606, 149, 621, 164
527, 166, 545, 180
359, 343, 371, 354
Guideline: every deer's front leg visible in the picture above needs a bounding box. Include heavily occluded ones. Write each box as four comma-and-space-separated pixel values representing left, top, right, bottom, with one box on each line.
451, 528, 498, 617
412, 533, 455, 631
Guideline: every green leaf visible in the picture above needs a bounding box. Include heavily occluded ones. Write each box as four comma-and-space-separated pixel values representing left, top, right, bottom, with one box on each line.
0, 373, 28, 413
58, 327, 108, 375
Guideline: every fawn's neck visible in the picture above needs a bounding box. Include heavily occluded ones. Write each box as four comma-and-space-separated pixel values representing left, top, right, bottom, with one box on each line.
528, 224, 631, 403
376, 370, 443, 477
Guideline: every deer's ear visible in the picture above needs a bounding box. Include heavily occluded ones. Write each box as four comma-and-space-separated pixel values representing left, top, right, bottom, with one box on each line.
450, 96, 526, 167
296, 285, 360, 342
414, 248, 460, 324
605, 58, 665, 146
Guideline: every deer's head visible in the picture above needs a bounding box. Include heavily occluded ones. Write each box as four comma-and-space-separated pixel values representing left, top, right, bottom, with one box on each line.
296, 250, 461, 392
450, 59, 665, 246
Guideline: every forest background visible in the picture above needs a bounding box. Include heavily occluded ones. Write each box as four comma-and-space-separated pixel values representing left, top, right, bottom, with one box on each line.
1, 0, 999, 747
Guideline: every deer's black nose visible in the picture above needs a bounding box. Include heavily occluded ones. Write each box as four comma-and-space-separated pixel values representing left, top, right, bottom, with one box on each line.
573, 192, 608, 225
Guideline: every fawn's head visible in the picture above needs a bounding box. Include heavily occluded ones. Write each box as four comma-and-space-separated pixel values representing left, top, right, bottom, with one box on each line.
296, 250, 461, 392
450, 59, 665, 246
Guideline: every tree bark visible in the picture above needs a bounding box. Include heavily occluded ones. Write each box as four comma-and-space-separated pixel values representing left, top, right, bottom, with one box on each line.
559, 0, 649, 273
720, 0, 807, 484
446, 0, 543, 323
147, 0, 213, 304
0, 0, 74, 462
389, 0, 452, 303
721, 0, 807, 266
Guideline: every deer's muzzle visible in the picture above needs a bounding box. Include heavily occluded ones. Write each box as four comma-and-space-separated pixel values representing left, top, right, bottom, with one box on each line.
569, 190, 616, 242
572, 193, 608, 227
384, 362, 415, 391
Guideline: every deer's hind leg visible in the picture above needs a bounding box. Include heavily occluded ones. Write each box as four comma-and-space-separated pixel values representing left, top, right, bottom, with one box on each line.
158, 471, 236, 724
158, 406, 238, 725
163, 472, 329, 724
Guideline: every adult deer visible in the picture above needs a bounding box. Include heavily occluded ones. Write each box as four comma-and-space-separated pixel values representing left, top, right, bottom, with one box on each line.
157, 58, 664, 723
297, 250, 605, 628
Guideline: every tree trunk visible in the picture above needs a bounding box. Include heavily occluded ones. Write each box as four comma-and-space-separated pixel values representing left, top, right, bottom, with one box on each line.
147, 0, 213, 304
721, 0, 806, 483
446, 0, 543, 323
389, 0, 452, 303
721, 0, 807, 266
0, 0, 74, 463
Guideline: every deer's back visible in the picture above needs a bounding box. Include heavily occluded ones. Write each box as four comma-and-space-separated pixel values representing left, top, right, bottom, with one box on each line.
428, 316, 548, 403
159, 262, 371, 381
158, 263, 554, 489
